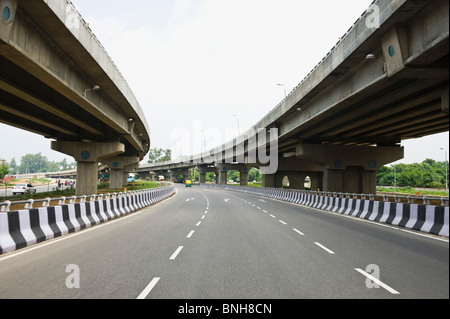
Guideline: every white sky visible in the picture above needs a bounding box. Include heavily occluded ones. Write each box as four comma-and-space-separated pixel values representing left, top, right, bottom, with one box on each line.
0, 0, 448, 165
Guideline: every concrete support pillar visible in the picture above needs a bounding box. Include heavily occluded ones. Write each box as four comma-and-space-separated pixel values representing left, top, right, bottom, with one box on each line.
215, 163, 253, 186
169, 170, 190, 182
238, 165, 253, 186
51, 141, 125, 196
122, 164, 138, 185
240, 171, 249, 186
196, 166, 218, 184
262, 174, 275, 188
102, 156, 139, 189
324, 168, 377, 194
215, 164, 229, 185
297, 144, 404, 194
199, 172, 206, 184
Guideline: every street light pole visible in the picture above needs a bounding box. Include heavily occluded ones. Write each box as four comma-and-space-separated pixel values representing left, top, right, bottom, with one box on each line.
441, 147, 448, 192
83, 85, 100, 97
277, 84, 287, 98
233, 115, 241, 136
394, 164, 397, 192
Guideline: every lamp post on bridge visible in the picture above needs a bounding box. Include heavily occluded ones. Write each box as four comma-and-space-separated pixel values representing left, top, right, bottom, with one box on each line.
277, 84, 287, 98
83, 85, 100, 97
441, 147, 448, 193
232, 115, 241, 136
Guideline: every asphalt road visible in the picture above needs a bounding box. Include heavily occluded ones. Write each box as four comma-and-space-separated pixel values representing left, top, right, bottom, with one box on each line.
0, 184, 448, 299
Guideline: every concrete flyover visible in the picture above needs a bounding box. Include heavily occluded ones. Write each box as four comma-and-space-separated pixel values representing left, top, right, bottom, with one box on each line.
0, 0, 150, 195
138, 0, 449, 194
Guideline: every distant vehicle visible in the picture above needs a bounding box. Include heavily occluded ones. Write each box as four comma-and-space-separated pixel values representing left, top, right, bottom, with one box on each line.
229, 180, 234, 184
127, 175, 135, 183
12, 183, 37, 195
185, 180, 192, 188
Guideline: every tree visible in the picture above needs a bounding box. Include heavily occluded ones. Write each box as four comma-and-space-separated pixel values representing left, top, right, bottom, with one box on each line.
377, 159, 449, 188
227, 170, 240, 182
9, 158, 17, 175
148, 148, 172, 164
249, 168, 262, 182
0, 160, 9, 179
206, 172, 216, 182
18, 153, 49, 174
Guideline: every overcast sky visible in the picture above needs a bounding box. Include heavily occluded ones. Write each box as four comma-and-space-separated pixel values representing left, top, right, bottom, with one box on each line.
0, 0, 448, 165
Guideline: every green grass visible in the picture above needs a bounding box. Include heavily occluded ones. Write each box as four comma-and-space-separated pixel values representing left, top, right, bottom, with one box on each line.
248, 182, 262, 187
0, 180, 163, 202
376, 186, 449, 197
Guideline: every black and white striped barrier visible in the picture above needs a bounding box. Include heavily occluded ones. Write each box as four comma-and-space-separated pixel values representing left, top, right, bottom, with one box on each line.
202, 184, 449, 238
0, 186, 175, 255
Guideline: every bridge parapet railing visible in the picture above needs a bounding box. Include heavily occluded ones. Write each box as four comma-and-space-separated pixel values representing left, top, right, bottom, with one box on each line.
0, 185, 175, 213
201, 183, 449, 238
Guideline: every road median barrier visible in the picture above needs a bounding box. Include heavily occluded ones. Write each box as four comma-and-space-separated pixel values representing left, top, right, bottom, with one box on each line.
202, 184, 449, 238
0, 185, 175, 255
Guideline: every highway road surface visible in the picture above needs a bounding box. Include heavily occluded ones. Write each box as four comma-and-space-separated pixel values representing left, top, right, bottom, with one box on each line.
0, 184, 448, 300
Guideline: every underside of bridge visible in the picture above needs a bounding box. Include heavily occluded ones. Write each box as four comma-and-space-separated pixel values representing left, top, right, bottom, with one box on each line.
1, 0, 150, 195
140, 0, 449, 195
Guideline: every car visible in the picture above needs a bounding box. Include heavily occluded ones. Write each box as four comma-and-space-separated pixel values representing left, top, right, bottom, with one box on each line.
12, 183, 37, 195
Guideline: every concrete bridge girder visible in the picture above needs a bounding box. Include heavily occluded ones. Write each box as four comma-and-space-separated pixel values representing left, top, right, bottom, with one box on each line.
1, 0, 150, 164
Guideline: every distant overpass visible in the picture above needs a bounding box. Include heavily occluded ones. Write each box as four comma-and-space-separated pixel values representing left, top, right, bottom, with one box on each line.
0, 0, 150, 195
139, 0, 449, 194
